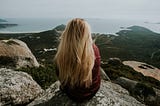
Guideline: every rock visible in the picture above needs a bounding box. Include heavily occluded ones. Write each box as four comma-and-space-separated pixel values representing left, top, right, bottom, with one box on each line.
115, 77, 137, 92
108, 58, 122, 66
28, 81, 60, 106
115, 77, 160, 106
28, 80, 144, 106
100, 67, 111, 81
123, 61, 160, 81
0, 39, 39, 69
153, 88, 160, 105
0, 68, 43, 106
134, 83, 157, 106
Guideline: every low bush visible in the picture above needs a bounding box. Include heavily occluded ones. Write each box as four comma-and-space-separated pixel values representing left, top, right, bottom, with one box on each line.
16, 64, 58, 89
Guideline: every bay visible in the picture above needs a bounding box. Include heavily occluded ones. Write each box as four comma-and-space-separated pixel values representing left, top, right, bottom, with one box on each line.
0, 18, 160, 34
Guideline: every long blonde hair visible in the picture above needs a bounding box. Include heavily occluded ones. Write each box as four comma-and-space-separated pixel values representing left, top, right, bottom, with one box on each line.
54, 18, 95, 88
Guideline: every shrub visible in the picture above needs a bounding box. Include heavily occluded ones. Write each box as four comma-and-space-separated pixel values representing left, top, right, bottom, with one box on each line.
16, 64, 58, 89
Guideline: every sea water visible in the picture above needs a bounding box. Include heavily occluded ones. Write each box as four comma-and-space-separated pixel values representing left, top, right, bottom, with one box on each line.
0, 18, 160, 34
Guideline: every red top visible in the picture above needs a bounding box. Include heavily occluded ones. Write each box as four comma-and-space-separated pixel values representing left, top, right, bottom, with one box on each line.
56, 44, 101, 102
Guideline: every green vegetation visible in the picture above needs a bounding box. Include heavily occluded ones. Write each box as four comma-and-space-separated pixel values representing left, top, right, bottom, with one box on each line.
1, 25, 159, 68
0, 56, 15, 67
101, 62, 160, 89
131, 82, 157, 106
134, 82, 156, 97
96, 26, 160, 69
101, 60, 160, 106
19, 29, 59, 64
0, 25, 160, 91
16, 64, 58, 89
54, 24, 66, 31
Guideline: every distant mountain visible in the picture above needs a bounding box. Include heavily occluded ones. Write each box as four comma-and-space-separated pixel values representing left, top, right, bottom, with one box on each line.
127, 25, 155, 34
117, 25, 159, 36
0, 19, 7, 22
0, 18, 18, 29
54, 24, 66, 31
96, 26, 160, 69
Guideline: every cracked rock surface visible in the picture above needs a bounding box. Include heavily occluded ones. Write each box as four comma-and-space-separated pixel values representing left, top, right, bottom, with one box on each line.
28, 80, 144, 106
0, 68, 43, 106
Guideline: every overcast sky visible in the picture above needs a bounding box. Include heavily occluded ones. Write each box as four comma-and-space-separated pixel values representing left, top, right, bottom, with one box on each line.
0, 0, 160, 21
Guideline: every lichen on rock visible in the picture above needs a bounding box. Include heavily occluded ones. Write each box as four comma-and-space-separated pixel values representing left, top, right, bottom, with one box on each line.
28, 80, 144, 106
0, 39, 39, 69
0, 68, 43, 106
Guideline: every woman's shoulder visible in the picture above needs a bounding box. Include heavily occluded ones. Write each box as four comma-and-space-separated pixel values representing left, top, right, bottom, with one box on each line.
93, 44, 98, 51
92, 44, 100, 58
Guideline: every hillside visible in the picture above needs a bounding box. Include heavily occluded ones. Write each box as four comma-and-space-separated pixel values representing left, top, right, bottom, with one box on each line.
0, 25, 160, 74
0, 25, 160, 68
0, 29, 59, 64
0, 25, 160, 105
1, 25, 160, 85
96, 26, 160, 69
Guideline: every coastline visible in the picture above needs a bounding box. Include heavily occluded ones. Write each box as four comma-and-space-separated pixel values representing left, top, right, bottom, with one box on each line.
0, 31, 43, 34
0, 31, 119, 36
0, 18, 160, 35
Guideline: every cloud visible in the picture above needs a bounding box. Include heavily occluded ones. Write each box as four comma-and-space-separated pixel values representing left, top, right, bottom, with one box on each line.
0, 0, 160, 21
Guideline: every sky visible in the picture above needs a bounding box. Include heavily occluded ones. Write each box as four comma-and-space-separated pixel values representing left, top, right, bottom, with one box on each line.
0, 0, 160, 21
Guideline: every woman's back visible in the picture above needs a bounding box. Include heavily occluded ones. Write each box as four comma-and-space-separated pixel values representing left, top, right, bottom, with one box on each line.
59, 44, 101, 102
54, 18, 101, 102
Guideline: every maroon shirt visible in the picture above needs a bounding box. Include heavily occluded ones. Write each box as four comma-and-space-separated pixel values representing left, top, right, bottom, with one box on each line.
56, 44, 101, 102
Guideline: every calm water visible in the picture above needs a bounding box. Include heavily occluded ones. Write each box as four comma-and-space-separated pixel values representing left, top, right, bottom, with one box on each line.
0, 18, 160, 34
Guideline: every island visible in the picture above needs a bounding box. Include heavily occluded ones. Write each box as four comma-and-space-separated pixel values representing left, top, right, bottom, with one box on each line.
0, 23, 18, 29
0, 19, 7, 22
0, 18, 18, 29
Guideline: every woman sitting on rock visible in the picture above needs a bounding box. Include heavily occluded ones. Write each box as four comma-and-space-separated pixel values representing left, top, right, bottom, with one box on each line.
54, 18, 101, 102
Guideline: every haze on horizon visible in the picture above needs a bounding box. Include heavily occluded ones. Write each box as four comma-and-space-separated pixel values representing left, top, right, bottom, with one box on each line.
0, 0, 160, 22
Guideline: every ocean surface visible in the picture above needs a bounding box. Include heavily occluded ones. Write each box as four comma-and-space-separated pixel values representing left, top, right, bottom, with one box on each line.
0, 18, 160, 34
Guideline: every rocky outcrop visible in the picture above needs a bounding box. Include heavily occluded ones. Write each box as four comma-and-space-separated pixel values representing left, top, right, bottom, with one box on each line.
0, 68, 43, 106
0, 39, 39, 68
28, 80, 144, 106
108, 58, 122, 66
100, 67, 111, 81
115, 77, 137, 92
123, 61, 160, 81
115, 77, 160, 106
101, 58, 160, 105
